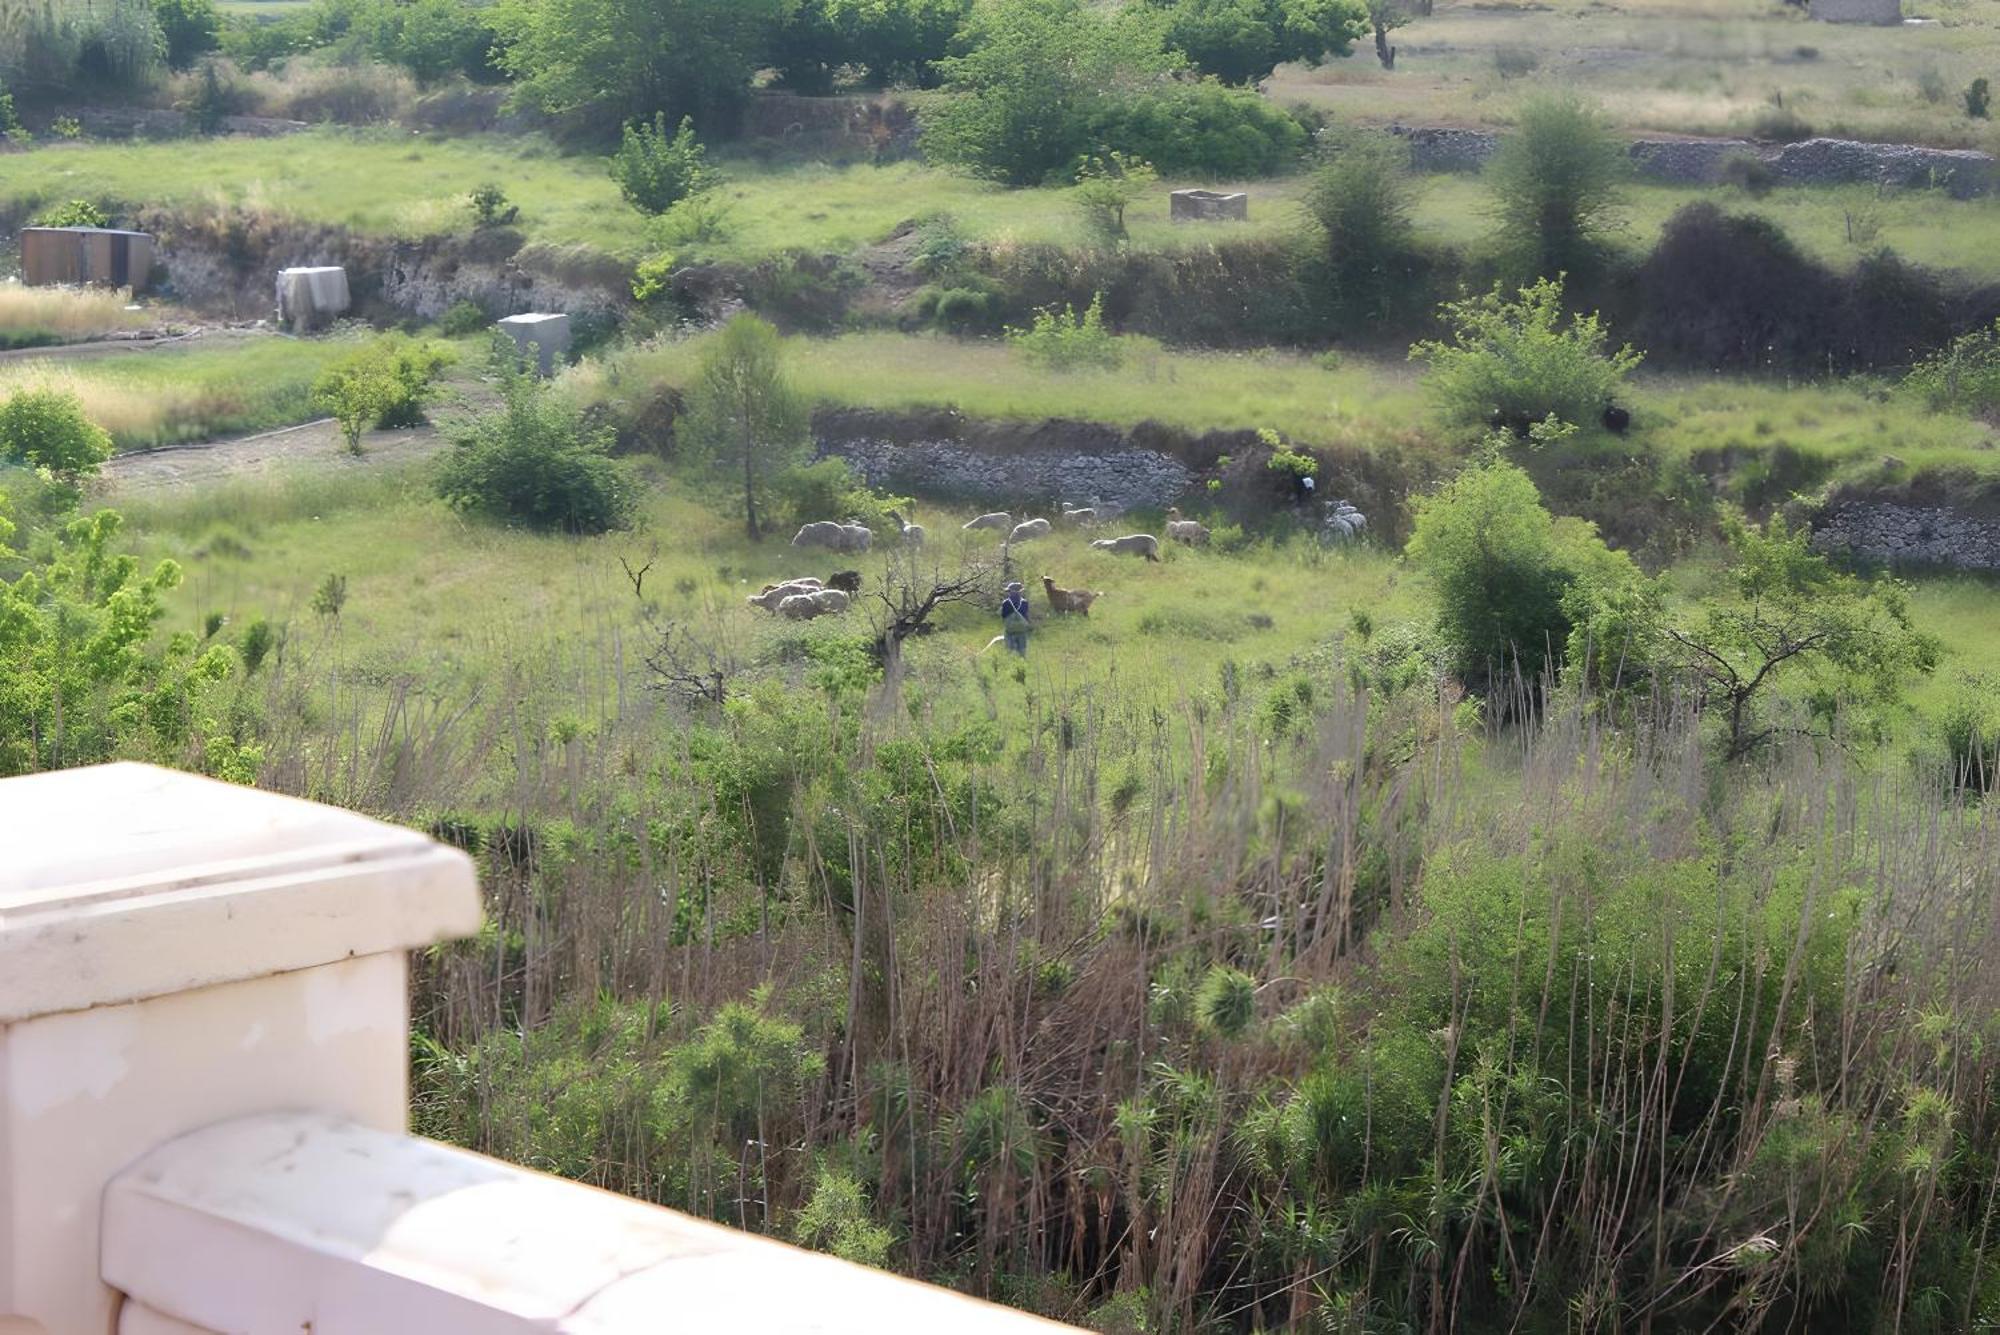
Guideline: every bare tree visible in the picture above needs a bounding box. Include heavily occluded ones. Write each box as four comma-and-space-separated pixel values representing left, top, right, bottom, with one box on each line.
869, 551, 996, 664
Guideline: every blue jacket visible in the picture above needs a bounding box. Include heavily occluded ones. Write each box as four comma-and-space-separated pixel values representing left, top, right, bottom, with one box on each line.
1000, 593, 1030, 624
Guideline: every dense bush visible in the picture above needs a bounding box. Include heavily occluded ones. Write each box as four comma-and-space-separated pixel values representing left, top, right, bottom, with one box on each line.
35, 199, 110, 228
1007, 293, 1123, 371
1099, 79, 1308, 178
608, 114, 714, 216
1407, 458, 1641, 683
1485, 92, 1628, 280
435, 372, 632, 533
1411, 277, 1642, 437
154, 0, 221, 70
310, 334, 453, 453
772, 456, 911, 535
0, 389, 114, 481
1304, 129, 1419, 327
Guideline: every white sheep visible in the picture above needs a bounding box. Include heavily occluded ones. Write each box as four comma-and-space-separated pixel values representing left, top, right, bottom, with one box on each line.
778, 588, 853, 620
792, 521, 874, 554
1091, 534, 1161, 562
1006, 518, 1052, 545
1164, 507, 1211, 547
963, 512, 1013, 533
1059, 505, 1098, 527
1322, 501, 1368, 544
747, 578, 824, 611
886, 509, 925, 547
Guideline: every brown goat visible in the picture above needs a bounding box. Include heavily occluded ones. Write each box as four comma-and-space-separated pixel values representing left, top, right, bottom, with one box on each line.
1041, 575, 1103, 616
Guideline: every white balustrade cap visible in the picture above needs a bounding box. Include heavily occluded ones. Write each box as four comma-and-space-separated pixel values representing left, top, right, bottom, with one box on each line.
104, 1113, 1083, 1333
0, 762, 480, 1023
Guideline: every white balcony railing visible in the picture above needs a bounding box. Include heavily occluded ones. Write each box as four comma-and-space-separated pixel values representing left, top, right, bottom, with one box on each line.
0, 763, 1078, 1335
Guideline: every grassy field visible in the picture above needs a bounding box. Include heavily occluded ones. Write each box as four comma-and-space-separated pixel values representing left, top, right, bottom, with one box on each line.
13, 129, 2000, 281
1273, 0, 2000, 149
119, 466, 1418, 712
0, 333, 351, 449
590, 331, 1425, 445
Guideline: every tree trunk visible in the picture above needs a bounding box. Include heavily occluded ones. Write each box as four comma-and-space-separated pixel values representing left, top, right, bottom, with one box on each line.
1374, 20, 1397, 69
742, 426, 760, 541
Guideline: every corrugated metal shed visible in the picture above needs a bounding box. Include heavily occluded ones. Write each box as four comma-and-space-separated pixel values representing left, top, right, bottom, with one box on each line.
20, 228, 155, 291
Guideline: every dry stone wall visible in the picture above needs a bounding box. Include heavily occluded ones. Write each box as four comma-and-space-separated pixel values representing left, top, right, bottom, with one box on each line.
1811, 501, 2000, 570
1390, 125, 1996, 198
821, 435, 1194, 513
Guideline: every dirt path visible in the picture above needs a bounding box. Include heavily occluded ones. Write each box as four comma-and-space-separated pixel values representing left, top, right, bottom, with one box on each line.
103, 416, 451, 490
0, 326, 264, 367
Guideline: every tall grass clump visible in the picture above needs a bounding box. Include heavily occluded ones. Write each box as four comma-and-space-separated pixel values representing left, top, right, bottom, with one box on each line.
0, 284, 151, 348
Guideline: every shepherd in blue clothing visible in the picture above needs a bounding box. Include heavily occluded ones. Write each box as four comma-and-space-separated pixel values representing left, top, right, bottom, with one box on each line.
999, 581, 1031, 656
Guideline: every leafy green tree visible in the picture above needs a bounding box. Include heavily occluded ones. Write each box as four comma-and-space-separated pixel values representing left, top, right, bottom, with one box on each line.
153, 0, 218, 68
1146, 0, 1367, 85
769, 0, 971, 92
1410, 277, 1642, 437
608, 113, 714, 216
1902, 317, 2000, 414
435, 368, 632, 533
0, 389, 114, 483
1407, 459, 1641, 683
923, 0, 1164, 187
490, 0, 788, 130
1101, 77, 1307, 177
1072, 153, 1159, 241
1663, 516, 1938, 759
1486, 93, 1628, 279
679, 314, 810, 540
1305, 129, 1417, 325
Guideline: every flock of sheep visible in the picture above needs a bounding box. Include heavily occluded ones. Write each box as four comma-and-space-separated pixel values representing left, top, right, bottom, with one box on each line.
751, 495, 1365, 625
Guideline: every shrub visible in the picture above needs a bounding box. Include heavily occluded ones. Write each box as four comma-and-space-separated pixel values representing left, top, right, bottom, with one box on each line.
1410, 277, 1642, 437
1968, 78, 1992, 121
0, 389, 115, 480
1493, 45, 1538, 78
237, 617, 278, 675
1933, 686, 1998, 792
179, 59, 240, 135
468, 182, 518, 227
773, 456, 910, 535
923, 285, 1001, 334
1717, 152, 1775, 197
35, 199, 109, 228
1485, 93, 1627, 279
1916, 64, 1947, 105
1072, 154, 1158, 242
1902, 318, 2000, 414
311, 334, 454, 453
1007, 293, 1122, 371
609, 114, 715, 216
1746, 102, 1814, 142
1102, 78, 1310, 178
435, 371, 632, 533
439, 300, 490, 337
154, 0, 220, 68
1305, 129, 1418, 326
1407, 459, 1642, 683
793, 1168, 894, 1268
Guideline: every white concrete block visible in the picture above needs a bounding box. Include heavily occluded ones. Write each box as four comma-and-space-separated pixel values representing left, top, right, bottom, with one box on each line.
497, 312, 572, 376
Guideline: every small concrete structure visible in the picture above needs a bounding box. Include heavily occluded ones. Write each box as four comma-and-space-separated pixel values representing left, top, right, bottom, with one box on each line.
0, 762, 1083, 1335
1809, 0, 1902, 22
497, 311, 572, 376
1170, 189, 1249, 223
19, 227, 154, 291
275, 264, 351, 331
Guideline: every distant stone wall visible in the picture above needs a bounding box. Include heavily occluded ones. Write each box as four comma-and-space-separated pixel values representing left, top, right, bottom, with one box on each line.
1809, 0, 1902, 23
1811, 502, 2000, 571
821, 436, 1193, 513
1390, 124, 1996, 198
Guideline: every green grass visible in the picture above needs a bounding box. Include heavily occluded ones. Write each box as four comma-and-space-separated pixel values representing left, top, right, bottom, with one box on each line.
122, 467, 1416, 709
590, 332, 1422, 447
1643, 372, 2000, 479
0, 334, 352, 449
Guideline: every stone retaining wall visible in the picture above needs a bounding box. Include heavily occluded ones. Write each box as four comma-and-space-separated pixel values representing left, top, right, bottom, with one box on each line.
1811, 501, 2000, 570
1390, 125, 1997, 198
819, 436, 1194, 513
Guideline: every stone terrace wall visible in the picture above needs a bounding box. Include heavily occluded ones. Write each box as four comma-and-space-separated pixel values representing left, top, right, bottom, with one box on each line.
1811, 500, 2000, 571
821, 436, 1194, 513
1390, 125, 1997, 198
